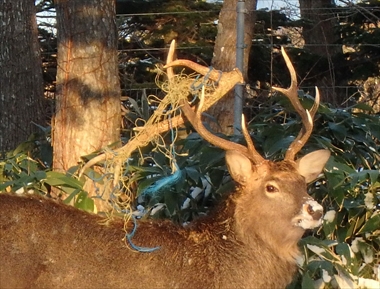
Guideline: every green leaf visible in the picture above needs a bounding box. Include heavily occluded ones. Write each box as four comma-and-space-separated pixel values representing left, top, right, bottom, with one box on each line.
199, 147, 224, 169
44, 171, 83, 189
351, 102, 373, 111
13, 174, 35, 187
63, 188, 82, 204
306, 244, 337, 262
347, 214, 366, 238
141, 89, 150, 121
84, 169, 104, 184
301, 236, 337, 248
343, 198, 362, 210
0, 180, 16, 190
322, 213, 336, 238
128, 165, 164, 174
336, 243, 352, 267
306, 260, 334, 275
265, 135, 293, 157
128, 97, 143, 118
358, 213, 380, 234
328, 122, 347, 142
348, 170, 379, 185
164, 190, 179, 215
33, 170, 47, 181
368, 170, 380, 185
185, 167, 201, 184
12, 141, 37, 155
301, 271, 314, 289
74, 191, 94, 212
369, 123, 380, 140
67, 165, 80, 176
325, 156, 356, 175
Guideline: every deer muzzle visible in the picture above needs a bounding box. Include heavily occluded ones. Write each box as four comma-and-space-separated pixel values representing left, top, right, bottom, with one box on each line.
292, 199, 323, 230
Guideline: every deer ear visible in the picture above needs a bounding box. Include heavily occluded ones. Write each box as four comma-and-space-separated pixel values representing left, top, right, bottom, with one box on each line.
296, 150, 330, 183
225, 150, 254, 185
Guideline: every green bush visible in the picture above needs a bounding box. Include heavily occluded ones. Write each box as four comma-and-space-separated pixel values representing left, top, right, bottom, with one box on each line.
0, 129, 92, 211
130, 92, 380, 288
1, 91, 379, 288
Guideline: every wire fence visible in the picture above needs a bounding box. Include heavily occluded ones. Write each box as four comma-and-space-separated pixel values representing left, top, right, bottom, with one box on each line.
120, 85, 362, 116
36, 2, 379, 109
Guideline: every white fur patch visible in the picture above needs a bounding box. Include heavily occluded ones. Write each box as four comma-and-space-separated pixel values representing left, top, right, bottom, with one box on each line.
292, 199, 323, 229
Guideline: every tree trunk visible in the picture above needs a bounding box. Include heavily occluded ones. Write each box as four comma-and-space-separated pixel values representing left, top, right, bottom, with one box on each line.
299, 0, 339, 56
53, 0, 121, 210
0, 0, 44, 153
208, 0, 257, 135
299, 0, 340, 104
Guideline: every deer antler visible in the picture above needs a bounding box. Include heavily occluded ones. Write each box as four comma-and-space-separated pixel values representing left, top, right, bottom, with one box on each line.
179, 87, 264, 164
165, 60, 225, 83
164, 41, 263, 164
272, 47, 320, 161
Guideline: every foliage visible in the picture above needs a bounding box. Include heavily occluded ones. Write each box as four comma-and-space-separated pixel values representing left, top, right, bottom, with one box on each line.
120, 90, 380, 288
1, 88, 379, 287
0, 128, 93, 212
280, 95, 380, 288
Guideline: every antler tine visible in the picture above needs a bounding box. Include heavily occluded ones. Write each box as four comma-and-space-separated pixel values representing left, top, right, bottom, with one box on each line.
241, 115, 265, 163
166, 40, 176, 81
164, 60, 223, 83
310, 86, 320, 118
180, 87, 264, 164
284, 86, 320, 160
272, 47, 320, 161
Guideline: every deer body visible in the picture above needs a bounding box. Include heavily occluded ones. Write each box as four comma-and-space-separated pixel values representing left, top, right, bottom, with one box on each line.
0, 192, 293, 289
1, 47, 330, 288
0, 151, 329, 289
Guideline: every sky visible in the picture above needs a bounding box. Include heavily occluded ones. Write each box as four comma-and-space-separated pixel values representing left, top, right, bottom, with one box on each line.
207, 0, 299, 10
257, 0, 298, 10
216, 0, 360, 10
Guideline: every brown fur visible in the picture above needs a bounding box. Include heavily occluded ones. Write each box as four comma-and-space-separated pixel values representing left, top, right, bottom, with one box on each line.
0, 151, 330, 289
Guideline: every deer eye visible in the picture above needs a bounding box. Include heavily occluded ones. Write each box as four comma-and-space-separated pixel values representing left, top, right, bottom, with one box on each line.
266, 184, 279, 193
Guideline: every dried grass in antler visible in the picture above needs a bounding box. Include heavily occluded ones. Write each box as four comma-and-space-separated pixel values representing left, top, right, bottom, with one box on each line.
78, 40, 243, 206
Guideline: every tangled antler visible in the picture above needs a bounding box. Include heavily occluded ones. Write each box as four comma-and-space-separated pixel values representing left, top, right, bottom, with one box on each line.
79, 41, 243, 190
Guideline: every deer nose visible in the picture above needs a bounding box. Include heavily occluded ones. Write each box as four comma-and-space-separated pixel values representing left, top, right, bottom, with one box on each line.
305, 201, 323, 221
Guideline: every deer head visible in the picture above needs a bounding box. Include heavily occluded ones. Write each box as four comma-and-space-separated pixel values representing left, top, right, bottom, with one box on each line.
166, 47, 330, 260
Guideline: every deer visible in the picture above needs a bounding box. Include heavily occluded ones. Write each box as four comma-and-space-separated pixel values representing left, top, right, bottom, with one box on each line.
0, 47, 330, 289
